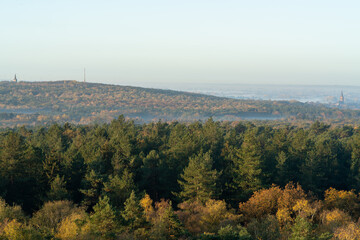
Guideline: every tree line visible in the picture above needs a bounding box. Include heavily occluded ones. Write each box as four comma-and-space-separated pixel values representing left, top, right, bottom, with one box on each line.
1, 117, 360, 239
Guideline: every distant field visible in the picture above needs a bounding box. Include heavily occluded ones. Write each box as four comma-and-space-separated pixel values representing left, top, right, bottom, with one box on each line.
0, 81, 359, 127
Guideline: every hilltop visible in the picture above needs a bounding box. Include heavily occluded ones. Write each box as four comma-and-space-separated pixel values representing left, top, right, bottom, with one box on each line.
0, 81, 358, 127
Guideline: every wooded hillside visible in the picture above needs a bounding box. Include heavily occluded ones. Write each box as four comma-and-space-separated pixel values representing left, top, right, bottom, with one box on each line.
1, 81, 358, 127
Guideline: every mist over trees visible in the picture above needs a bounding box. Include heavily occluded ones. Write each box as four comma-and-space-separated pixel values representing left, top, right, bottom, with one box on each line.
1, 81, 359, 127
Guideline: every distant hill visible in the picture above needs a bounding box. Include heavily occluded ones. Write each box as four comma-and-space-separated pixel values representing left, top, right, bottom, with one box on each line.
0, 81, 359, 127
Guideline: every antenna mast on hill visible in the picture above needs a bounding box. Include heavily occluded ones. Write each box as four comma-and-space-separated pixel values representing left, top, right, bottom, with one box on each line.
83, 68, 86, 82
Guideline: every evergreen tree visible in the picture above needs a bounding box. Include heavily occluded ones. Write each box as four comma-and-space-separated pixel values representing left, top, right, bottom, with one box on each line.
103, 169, 135, 209
139, 150, 169, 201
349, 134, 360, 191
150, 200, 185, 240
177, 151, 218, 203
232, 128, 265, 200
275, 151, 289, 186
122, 190, 144, 231
47, 175, 69, 201
201, 118, 224, 168
108, 115, 137, 174
0, 132, 44, 212
289, 216, 313, 240
90, 196, 117, 239
62, 145, 86, 204
0, 132, 26, 186
80, 170, 104, 209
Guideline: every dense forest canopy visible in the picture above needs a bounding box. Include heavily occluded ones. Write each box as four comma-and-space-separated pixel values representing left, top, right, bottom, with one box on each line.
1, 117, 360, 239
1, 81, 359, 127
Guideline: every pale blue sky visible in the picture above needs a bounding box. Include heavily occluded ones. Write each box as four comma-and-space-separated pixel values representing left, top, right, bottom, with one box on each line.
1, 0, 359, 86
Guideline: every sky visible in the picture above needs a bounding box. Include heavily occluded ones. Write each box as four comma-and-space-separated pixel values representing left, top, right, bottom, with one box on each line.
1, 0, 359, 86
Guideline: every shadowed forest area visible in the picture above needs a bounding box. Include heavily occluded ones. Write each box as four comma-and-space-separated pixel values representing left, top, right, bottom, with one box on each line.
1, 117, 360, 239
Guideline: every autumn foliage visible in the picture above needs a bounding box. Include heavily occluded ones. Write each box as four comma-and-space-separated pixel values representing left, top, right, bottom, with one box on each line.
1, 119, 360, 239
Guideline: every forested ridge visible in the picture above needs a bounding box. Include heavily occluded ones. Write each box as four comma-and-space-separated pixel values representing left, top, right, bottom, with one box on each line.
1, 81, 359, 127
1, 117, 360, 239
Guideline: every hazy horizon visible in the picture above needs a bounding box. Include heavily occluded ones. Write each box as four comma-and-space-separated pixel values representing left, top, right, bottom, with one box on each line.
2, 79, 360, 105
1, 1, 359, 86
2, 79, 360, 88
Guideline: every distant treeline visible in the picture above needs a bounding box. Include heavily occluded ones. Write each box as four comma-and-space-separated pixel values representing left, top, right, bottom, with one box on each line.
1, 81, 359, 127
1, 117, 360, 239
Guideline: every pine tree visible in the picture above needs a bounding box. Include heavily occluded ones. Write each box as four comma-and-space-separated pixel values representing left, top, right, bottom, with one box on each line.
103, 169, 135, 209
122, 191, 144, 231
139, 150, 163, 200
47, 175, 69, 201
80, 170, 104, 209
177, 151, 218, 203
0, 132, 44, 212
90, 196, 117, 239
275, 151, 288, 186
289, 216, 313, 240
0, 132, 26, 185
232, 128, 264, 200
150, 200, 185, 240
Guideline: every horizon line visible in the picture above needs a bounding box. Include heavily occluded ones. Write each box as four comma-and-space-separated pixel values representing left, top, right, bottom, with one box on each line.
1, 79, 360, 89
